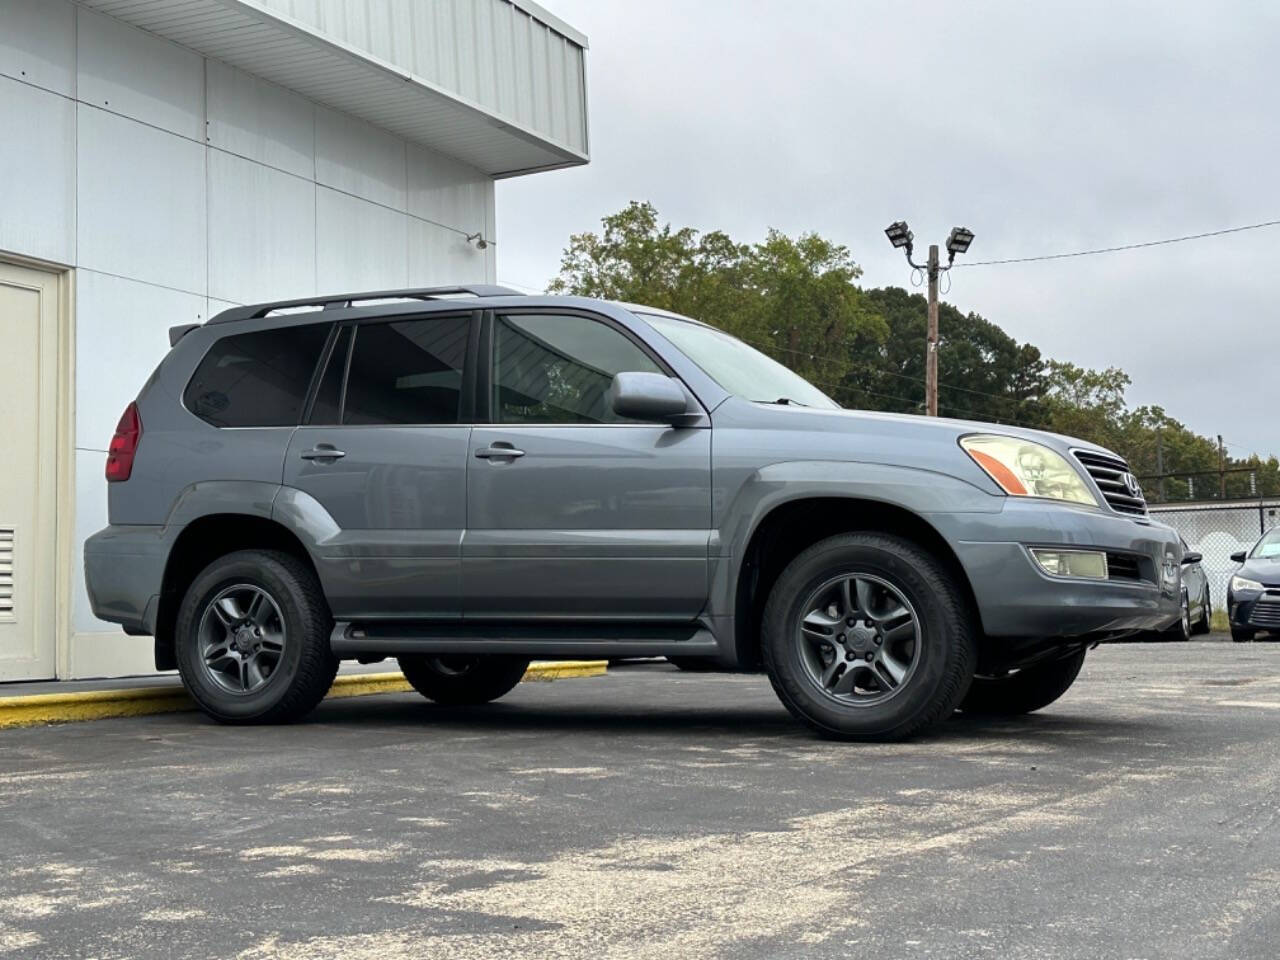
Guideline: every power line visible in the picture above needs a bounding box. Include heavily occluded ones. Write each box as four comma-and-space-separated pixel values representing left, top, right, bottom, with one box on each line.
496, 277, 548, 293
957, 218, 1280, 267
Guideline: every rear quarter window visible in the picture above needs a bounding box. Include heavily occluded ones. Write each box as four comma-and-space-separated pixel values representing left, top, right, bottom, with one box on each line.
184, 324, 329, 427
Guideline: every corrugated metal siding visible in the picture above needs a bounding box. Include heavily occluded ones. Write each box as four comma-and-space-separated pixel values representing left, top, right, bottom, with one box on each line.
75, 0, 588, 176
246, 0, 587, 155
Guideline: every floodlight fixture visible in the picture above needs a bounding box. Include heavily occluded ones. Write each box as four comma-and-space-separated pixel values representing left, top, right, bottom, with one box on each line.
946, 226, 974, 259
885, 221, 913, 250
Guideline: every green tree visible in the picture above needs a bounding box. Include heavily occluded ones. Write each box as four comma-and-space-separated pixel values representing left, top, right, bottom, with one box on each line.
550, 202, 885, 389
846, 287, 1049, 425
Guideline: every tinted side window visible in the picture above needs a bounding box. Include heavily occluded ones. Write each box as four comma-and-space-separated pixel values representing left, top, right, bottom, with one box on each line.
343, 316, 470, 425
184, 324, 329, 427
493, 313, 662, 424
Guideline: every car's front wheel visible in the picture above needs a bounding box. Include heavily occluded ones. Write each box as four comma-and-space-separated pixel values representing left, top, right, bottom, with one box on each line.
175, 550, 338, 724
397, 655, 530, 705
761, 533, 976, 741
1231, 626, 1256, 643
960, 648, 1086, 715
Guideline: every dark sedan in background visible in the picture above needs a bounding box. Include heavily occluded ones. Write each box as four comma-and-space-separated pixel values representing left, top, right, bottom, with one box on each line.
1174, 536, 1211, 640
1228, 527, 1280, 642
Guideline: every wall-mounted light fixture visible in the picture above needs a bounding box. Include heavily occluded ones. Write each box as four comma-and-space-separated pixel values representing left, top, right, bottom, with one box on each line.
465, 232, 490, 250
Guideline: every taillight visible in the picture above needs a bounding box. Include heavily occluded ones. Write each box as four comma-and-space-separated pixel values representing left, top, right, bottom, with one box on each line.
105, 402, 142, 482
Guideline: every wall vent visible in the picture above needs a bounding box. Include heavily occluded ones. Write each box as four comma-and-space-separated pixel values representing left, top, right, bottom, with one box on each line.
0, 528, 13, 621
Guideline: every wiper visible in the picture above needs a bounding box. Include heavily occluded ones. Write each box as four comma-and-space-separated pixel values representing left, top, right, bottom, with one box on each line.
760, 397, 810, 407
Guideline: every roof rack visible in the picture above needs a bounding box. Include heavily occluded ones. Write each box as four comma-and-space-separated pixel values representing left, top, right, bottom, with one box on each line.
207, 285, 524, 325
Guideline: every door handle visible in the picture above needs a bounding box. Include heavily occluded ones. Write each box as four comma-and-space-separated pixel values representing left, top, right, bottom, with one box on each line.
300, 445, 346, 462
474, 443, 525, 460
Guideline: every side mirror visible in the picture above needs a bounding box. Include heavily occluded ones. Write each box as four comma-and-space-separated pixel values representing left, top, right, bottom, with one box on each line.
608, 371, 688, 423
1230, 551, 1247, 564
1180, 552, 1202, 565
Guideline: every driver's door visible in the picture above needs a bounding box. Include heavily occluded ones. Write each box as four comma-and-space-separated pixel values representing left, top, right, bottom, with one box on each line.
463, 311, 712, 620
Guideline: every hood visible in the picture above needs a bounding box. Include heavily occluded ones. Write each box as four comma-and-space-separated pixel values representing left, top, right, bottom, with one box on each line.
746, 403, 1122, 462
1238, 556, 1280, 586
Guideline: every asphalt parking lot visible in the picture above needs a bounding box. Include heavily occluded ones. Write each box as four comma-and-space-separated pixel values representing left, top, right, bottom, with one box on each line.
2, 637, 1279, 960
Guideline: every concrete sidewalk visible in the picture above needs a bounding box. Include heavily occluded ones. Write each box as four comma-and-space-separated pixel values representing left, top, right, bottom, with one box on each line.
0, 661, 607, 729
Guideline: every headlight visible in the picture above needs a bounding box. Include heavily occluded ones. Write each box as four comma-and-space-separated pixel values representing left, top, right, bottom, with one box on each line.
960, 435, 1098, 506
1231, 575, 1264, 594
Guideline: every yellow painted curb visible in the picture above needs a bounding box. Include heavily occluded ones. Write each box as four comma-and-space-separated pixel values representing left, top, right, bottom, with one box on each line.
0, 660, 607, 730
520, 660, 608, 682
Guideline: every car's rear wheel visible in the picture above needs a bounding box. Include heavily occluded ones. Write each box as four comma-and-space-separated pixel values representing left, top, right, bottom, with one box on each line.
761, 533, 976, 742
175, 550, 338, 724
959, 648, 1086, 715
396, 655, 530, 705
1174, 588, 1193, 641
1192, 586, 1212, 635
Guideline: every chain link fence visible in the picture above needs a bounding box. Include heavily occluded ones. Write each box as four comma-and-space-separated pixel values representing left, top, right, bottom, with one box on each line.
1148, 499, 1280, 612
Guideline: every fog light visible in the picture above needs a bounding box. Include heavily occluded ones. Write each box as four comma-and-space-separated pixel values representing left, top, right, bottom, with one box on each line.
1031, 549, 1108, 580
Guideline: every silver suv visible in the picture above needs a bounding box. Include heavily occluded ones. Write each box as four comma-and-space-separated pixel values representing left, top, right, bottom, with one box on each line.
84, 285, 1183, 740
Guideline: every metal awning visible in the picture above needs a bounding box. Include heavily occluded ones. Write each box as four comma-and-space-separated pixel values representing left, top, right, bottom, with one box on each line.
77, 0, 589, 178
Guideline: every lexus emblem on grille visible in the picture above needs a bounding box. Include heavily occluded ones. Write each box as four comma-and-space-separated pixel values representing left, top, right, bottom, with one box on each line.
1122, 472, 1143, 499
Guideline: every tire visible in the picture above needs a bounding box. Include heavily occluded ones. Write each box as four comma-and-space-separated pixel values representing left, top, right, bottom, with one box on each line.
175, 550, 338, 724
760, 532, 976, 742
1232, 626, 1256, 643
1192, 587, 1212, 636
667, 656, 716, 672
960, 649, 1086, 715
396, 655, 530, 705
1171, 588, 1193, 642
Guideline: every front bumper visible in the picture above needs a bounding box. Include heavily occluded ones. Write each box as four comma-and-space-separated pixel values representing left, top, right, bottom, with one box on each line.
1229, 589, 1280, 631
83, 524, 168, 634
932, 499, 1183, 638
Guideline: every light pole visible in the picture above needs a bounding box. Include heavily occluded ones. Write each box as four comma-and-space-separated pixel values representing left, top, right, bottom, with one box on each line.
884, 222, 974, 416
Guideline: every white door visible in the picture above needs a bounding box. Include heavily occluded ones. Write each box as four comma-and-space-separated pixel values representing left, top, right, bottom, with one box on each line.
0, 262, 61, 681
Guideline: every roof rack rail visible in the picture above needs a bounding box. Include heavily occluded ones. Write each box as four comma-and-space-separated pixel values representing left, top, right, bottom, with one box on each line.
207, 284, 524, 325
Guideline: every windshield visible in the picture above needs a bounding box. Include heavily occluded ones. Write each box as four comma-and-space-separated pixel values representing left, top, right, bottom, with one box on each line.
1252, 528, 1280, 559
639, 313, 840, 409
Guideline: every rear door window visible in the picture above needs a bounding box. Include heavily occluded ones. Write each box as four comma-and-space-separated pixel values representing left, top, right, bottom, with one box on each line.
184, 323, 330, 427
341, 315, 471, 425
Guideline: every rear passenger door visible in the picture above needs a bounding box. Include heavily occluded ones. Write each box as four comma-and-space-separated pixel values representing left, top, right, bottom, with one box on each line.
463, 311, 712, 620
283, 311, 476, 620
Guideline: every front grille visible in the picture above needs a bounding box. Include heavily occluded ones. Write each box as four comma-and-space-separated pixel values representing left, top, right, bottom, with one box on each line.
1105, 551, 1145, 581
1249, 600, 1280, 628
1074, 450, 1147, 516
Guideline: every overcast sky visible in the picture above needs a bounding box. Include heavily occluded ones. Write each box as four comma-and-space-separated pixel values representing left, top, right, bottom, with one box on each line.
497, 0, 1280, 457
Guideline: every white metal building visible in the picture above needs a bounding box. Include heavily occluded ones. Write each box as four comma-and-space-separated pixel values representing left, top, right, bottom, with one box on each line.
0, 0, 588, 680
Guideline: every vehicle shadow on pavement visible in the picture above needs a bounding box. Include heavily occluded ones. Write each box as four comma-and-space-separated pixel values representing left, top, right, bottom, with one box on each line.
306, 694, 1165, 747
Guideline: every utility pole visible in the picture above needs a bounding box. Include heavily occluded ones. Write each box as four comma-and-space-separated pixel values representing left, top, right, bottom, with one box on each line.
1155, 427, 1166, 503
884, 222, 974, 416
1218, 434, 1227, 499
926, 244, 940, 417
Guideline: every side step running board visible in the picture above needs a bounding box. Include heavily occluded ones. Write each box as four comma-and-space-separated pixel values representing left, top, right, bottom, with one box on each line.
330, 621, 722, 660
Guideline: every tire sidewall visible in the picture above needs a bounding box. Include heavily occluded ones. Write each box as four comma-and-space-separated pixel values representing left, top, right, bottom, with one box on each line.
175, 553, 314, 721
764, 537, 969, 738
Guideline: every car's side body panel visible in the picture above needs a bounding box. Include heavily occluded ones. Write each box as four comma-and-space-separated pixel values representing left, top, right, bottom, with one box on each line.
282, 425, 471, 618
463, 423, 712, 619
